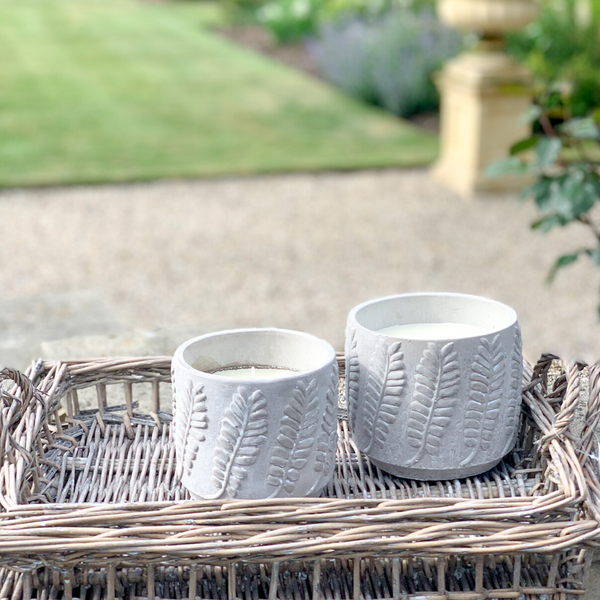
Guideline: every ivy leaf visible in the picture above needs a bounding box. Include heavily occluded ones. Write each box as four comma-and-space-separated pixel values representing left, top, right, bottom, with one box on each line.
510, 136, 538, 155
485, 156, 529, 178
559, 117, 599, 140
536, 137, 562, 168
547, 252, 581, 283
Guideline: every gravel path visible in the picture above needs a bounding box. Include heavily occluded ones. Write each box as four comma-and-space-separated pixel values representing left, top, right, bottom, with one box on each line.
0, 168, 598, 364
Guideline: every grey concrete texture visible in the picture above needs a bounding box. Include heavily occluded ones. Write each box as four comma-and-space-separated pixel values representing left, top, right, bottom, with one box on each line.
38, 326, 200, 365
0, 290, 123, 368
1, 168, 600, 368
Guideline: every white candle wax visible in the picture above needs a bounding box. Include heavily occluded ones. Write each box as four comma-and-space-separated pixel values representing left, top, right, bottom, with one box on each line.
212, 366, 297, 379
378, 322, 488, 340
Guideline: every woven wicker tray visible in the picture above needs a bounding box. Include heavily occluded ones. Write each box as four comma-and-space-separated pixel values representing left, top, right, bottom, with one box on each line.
0, 354, 598, 600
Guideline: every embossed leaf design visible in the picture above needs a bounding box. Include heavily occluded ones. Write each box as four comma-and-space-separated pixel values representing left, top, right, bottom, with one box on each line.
267, 378, 320, 497
406, 342, 460, 466
175, 380, 208, 479
461, 335, 506, 467
501, 327, 523, 456
308, 369, 339, 495
361, 339, 406, 454
345, 328, 360, 431
207, 387, 268, 499
171, 366, 177, 445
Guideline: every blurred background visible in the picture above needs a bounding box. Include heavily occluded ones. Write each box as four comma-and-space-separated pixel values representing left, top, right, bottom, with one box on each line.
1, 0, 600, 367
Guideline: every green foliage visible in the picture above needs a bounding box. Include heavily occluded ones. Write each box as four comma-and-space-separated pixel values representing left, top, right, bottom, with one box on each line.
485, 156, 529, 177
319, 0, 435, 20
254, 0, 436, 44
221, 0, 268, 24
257, 0, 323, 43
536, 137, 563, 167
506, 0, 600, 117
487, 105, 600, 314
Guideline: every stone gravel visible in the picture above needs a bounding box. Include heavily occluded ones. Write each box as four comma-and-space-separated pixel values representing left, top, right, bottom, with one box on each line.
0, 168, 599, 364
3, 169, 600, 598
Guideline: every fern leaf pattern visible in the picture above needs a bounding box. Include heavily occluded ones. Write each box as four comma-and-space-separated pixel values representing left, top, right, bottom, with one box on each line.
361, 339, 406, 454
460, 335, 506, 467
308, 370, 340, 495
322, 374, 340, 481
267, 378, 320, 497
206, 387, 268, 499
171, 365, 177, 450
173, 379, 208, 479
406, 342, 460, 466
501, 327, 523, 456
345, 328, 360, 431
175, 379, 209, 479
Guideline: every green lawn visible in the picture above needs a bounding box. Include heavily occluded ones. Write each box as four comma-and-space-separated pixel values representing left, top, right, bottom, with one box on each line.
0, 0, 438, 187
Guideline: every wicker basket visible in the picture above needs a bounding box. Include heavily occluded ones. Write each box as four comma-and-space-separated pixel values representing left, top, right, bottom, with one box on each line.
0, 354, 598, 600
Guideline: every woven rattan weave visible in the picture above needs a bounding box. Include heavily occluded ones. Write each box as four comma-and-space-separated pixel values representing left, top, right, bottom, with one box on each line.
0, 354, 598, 600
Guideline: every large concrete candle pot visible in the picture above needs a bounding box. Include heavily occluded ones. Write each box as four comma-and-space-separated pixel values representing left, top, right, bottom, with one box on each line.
346, 293, 522, 480
172, 328, 338, 500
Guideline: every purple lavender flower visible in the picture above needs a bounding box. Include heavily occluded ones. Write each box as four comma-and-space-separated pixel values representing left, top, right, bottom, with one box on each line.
308, 8, 462, 117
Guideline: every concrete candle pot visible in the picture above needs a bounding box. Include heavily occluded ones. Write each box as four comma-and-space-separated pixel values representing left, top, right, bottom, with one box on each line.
172, 328, 339, 500
346, 293, 522, 480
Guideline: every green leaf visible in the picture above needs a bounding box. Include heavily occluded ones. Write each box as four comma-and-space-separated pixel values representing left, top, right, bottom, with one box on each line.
536, 137, 562, 168
519, 104, 542, 125
547, 252, 581, 282
485, 156, 529, 178
534, 177, 568, 213
510, 136, 538, 155
587, 246, 600, 266
542, 171, 596, 220
560, 117, 599, 139
520, 177, 552, 201
531, 214, 566, 232
531, 171, 598, 224
587, 171, 600, 195
566, 173, 597, 218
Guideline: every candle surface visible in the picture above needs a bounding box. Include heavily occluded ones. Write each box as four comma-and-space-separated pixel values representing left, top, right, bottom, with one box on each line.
211, 365, 297, 379
379, 322, 488, 340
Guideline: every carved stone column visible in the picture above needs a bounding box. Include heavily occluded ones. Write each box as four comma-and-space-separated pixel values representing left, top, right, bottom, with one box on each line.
432, 0, 538, 196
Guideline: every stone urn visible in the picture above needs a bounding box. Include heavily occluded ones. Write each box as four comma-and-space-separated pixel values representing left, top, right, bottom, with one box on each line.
438, 0, 538, 43
432, 0, 539, 195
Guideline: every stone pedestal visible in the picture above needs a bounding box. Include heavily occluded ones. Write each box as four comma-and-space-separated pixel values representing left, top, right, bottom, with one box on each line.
433, 0, 538, 197
432, 50, 534, 196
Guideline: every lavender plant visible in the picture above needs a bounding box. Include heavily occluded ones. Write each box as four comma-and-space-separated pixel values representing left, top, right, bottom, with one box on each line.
308, 9, 462, 117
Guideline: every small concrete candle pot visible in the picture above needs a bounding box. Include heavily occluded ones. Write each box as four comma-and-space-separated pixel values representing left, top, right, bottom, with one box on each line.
172, 328, 339, 500
346, 293, 522, 480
